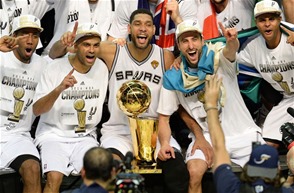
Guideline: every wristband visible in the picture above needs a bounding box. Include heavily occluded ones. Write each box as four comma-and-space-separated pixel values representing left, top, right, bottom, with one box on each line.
205, 106, 218, 112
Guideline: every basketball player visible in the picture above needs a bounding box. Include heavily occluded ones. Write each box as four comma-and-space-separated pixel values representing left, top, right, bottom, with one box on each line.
156, 19, 264, 193
238, 0, 294, 147
49, 9, 190, 193
0, 14, 47, 193
42, 0, 116, 58
32, 23, 108, 193
107, 0, 198, 51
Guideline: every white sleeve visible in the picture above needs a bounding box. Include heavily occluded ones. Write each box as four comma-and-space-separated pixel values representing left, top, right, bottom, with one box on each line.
179, 0, 198, 21
29, 0, 53, 19
107, 1, 133, 39
157, 86, 179, 116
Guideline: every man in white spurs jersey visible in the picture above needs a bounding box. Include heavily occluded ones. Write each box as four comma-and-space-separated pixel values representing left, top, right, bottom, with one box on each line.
0, 14, 47, 193
238, 0, 294, 147
33, 23, 108, 193
49, 9, 191, 193
156, 18, 265, 193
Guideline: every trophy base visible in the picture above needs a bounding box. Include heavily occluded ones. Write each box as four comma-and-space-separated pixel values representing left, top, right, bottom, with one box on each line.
8, 115, 20, 122
127, 160, 162, 174
74, 127, 86, 133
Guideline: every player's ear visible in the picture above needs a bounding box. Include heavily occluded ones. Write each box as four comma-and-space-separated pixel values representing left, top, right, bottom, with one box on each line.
127, 24, 131, 35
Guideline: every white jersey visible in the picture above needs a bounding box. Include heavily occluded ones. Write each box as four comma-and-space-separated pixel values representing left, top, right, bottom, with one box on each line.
101, 44, 165, 137
238, 33, 294, 140
195, 0, 255, 39
238, 33, 294, 94
43, 0, 115, 55
0, 51, 47, 140
108, 0, 197, 39
34, 57, 108, 144
158, 50, 261, 138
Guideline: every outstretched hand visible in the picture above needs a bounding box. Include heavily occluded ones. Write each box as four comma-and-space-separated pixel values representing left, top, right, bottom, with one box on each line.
204, 75, 222, 108
281, 25, 294, 46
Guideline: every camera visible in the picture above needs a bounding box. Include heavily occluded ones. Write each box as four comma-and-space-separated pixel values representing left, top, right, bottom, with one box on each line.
114, 152, 146, 193
280, 122, 294, 149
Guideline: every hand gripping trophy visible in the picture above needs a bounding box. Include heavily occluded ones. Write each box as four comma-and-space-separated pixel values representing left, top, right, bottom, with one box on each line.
117, 80, 160, 172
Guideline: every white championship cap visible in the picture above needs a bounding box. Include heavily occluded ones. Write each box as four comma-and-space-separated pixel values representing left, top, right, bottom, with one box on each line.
74, 23, 101, 43
11, 14, 43, 35
176, 20, 202, 40
254, 0, 282, 18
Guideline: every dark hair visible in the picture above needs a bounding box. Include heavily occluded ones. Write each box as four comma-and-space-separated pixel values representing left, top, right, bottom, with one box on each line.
83, 147, 114, 181
129, 8, 153, 24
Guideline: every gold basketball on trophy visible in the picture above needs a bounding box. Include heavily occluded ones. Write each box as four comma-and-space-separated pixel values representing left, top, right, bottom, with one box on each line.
117, 80, 151, 117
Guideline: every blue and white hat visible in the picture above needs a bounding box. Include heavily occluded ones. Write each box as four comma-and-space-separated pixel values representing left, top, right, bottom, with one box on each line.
247, 144, 279, 179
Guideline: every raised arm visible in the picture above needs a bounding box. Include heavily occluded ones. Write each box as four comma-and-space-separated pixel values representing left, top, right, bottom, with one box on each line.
282, 0, 294, 24
49, 22, 78, 59
204, 75, 231, 172
33, 69, 77, 116
166, 0, 183, 25
219, 22, 239, 62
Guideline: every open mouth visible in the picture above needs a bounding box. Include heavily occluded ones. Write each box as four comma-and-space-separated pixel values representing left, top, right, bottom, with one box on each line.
86, 55, 95, 63
25, 48, 33, 55
188, 50, 197, 57
137, 35, 147, 44
264, 29, 272, 35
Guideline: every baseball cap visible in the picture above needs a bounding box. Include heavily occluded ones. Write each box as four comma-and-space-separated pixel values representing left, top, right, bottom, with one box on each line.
74, 23, 101, 43
254, 0, 282, 18
176, 20, 202, 40
10, 14, 43, 35
247, 144, 279, 179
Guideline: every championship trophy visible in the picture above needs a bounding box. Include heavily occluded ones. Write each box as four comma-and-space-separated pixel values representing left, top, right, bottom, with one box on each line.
117, 80, 161, 173
8, 87, 25, 122
74, 98, 87, 133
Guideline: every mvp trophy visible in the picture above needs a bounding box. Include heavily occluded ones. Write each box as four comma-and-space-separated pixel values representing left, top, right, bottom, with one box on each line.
8, 87, 25, 122
117, 80, 161, 174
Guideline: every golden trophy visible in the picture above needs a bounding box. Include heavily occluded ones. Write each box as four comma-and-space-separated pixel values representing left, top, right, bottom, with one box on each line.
117, 80, 161, 173
74, 98, 87, 133
8, 87, 25, 122
272, 72, 290, 94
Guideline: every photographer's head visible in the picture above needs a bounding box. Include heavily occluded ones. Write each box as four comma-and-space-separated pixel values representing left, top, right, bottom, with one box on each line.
240, 144, 281, 187
82, 147, 115, 185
